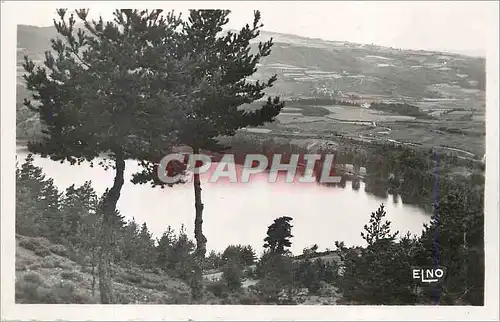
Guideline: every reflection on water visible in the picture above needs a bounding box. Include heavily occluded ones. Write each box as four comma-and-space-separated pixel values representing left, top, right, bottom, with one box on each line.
15, 148, 431, 254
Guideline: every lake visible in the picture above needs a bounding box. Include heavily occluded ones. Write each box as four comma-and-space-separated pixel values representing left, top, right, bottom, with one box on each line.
16, 147, 431, 255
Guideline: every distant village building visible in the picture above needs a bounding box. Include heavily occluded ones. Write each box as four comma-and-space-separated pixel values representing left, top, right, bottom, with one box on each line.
359, 167, 367, 176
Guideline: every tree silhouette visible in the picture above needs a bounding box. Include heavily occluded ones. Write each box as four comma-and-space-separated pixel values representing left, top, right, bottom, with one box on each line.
264, 216, 294, 254
415, 189, 484, 305
335, 204, 416, 304
22, 9, 184, 303
132, 9, 284, 299
361, 203, 399, 246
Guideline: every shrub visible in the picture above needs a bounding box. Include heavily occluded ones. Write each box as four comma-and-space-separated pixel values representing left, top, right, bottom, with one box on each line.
18, 239, 41, 251
318, 281, 339, 297
220, 294, 241, 304
244, 266, 255, 279
114, 292, 132, 304
60, 270, 81, 281
160, 292, 192, 304
15, 272, 46, 303
80, 266, 95, 275
118, 272, 143, 284
40, 258, 56, 268
23, 271, 44, 285
222, 260, 243, 291
18, 238, 50, 255
238, 293, 260, 305
16, 280, 42, 303
16, 257, 35, 271
34, 247, 51, 257
206, 280, 229, 298
40, 255, 72, 269
253, 277, 283, 303
36, 286, 62, 303
49, 244, 68, 257
27, 263, 42, 270
65, 248, 86, 265
47, 281, 95, 304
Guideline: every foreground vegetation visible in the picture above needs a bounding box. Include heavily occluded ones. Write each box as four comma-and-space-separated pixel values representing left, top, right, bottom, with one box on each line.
16, 146, 484, 305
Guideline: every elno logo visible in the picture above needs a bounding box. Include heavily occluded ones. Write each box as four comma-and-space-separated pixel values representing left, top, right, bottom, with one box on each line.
411, 266, 447, 284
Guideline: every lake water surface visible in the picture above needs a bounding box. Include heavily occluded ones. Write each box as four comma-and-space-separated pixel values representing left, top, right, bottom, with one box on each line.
16, 147, 431, 255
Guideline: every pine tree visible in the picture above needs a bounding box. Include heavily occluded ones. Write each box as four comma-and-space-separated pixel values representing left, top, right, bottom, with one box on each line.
361, 204, 399, 246
22, 9, 185, 303
132, 9, 284, 300
415, 189, 484, 305
60, 181, 98, 246
16, 155, 62, 238
335, 204, 418, 304
70, 184, 102, 296
120, 218, 141, 265
170, 225, 196, 281
263, 216, 294, 254
156, 225, 175, 268
137, 222, 155, 269
222, 257, 243, 291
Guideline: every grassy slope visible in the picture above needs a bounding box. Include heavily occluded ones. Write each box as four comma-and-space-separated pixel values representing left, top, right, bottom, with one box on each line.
16, 234, 344, 305
15, 235, 192, 304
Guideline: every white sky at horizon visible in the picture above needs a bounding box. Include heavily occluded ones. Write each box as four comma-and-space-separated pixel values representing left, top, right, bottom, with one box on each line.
9, 1, 498, 56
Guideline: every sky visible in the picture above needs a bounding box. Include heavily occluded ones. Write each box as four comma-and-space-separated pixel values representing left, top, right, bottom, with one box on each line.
9, 1, 498, 56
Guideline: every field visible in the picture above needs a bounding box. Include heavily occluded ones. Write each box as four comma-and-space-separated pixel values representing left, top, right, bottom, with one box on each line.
240, 102, 485, 158
323, 105, 415, 122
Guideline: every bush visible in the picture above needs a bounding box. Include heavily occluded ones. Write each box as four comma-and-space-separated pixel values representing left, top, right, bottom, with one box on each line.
80, 265, 96, 275
18, 239, 41, 251
60, 270, 81, 281
118, 271, 143, 284
34, 246, 51, 257
18, 238, 50, 255
49, 244, 68, 257
46, 281, 95, 304
206, 280, 229, 298
65, 248, 87, 265
318, 281, 339, 297
222, 260, 243, 291
16, 273, 94, 304
160, 292, 192, 304
16, 257, 35, 271
41, 255, 72, 269
244, 266, 255, 279
238, 293, 260, 305
22, 271, 44, 285
27, 263, 42, 271
16, 280, 43, 303
40, 258, 56, 269
253, 277, 283, 303
141, 280, 166, 291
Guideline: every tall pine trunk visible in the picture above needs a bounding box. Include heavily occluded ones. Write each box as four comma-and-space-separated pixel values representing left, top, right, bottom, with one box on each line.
98, 154, 125, 304
191, 147, 207, 301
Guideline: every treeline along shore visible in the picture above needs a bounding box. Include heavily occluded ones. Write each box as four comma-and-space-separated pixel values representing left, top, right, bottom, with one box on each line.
16, 134, 484, 305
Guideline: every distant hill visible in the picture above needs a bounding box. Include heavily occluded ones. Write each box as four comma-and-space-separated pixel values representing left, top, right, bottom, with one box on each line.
15, 24, 486, 140
249, 30, 485, 100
